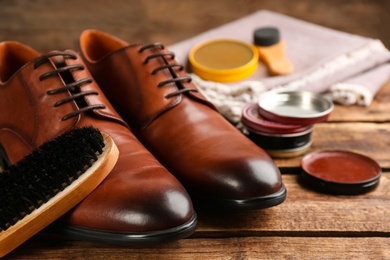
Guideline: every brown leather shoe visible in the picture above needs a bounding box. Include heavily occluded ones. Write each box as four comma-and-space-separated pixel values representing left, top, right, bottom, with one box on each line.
79, 30, 286, 210
0, 41, 197, 245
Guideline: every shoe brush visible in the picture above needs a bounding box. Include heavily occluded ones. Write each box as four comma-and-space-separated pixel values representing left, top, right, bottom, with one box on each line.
254, 26, 294, 76
0, 127, 119, 257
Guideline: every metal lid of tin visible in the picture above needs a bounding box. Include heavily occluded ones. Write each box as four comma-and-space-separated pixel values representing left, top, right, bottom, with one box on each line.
189, 39, 259, 82
301, 150, 382, 195
258, 91, 334, 125
241, 103, 312, 135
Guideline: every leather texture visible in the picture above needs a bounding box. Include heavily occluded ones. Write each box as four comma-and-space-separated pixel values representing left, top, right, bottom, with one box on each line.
79, 30, 286, 209
0, 41, 196, 241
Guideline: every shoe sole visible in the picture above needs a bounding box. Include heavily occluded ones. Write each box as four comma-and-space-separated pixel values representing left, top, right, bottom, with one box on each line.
48, 213, 197, 246
192, 184, 287, 211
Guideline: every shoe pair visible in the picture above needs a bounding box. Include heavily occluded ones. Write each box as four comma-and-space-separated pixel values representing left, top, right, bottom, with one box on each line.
0, 30, 286, 246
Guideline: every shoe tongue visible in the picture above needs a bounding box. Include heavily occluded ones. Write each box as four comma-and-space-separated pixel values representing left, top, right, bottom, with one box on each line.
49, 54, 74, 85
0, 41, 40, 83
47, 51, 66, 67
49, 54, 88, 107
57, 50, 128, 128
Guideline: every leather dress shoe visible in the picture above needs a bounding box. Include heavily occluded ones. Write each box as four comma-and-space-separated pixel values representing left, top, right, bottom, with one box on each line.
79, 30, 286, 210
0, 41, 197, 245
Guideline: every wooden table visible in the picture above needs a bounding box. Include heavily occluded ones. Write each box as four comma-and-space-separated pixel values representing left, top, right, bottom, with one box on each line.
5, 82, 390, 259
2, 1, 389, 259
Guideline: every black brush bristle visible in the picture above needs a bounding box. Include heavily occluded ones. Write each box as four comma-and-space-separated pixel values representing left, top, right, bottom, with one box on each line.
0, 126, 105, 231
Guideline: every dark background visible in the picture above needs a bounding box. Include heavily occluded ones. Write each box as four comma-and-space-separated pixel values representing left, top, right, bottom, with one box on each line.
0, 0, 389, 52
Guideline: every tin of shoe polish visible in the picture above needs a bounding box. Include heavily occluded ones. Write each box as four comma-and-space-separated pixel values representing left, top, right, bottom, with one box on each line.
189, 39, 259, 82
241, 103, 313, 158
301, 150, 382, 195
258, 91, 334, 125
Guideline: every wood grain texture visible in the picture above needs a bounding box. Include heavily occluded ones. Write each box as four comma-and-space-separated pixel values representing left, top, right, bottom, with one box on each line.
6, 236, 390, 259
0, 0, 389, 259
5, 173, 390, 259
274, 122, 390, 168
195, 174, 390, 235
0, 0, 388, 51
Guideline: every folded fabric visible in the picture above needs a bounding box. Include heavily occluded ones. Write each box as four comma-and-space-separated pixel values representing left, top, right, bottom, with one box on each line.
169, 10, 390, 123
330, 63, 390, 106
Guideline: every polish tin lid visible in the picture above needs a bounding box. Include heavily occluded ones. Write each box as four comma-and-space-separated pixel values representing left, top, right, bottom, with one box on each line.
258, 91, 334, 125
189, 39, 259, 82
301, 150, 382, 195
241, 103, 312, 135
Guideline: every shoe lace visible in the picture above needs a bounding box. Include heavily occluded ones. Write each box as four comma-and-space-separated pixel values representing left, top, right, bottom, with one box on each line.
33, 51, 106, 121
138, 43, 198, 99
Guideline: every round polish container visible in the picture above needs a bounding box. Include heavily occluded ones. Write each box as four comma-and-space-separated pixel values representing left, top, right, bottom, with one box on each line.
301, 150, 382, 195
258, 90, 334, 125
189, 39, 259, 82
241, 103, 314, 158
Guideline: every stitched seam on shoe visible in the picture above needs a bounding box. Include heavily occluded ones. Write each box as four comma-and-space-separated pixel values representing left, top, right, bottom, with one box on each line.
121, 50, 182, 130
18, 71, 39, 145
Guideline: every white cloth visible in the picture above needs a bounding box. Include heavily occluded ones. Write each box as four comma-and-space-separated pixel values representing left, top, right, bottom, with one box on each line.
169, 10, 390, 123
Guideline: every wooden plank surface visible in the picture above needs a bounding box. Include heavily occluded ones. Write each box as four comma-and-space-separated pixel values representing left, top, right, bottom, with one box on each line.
6, 237, 390, 259
1, 0, 389, 259
6, 172, 390, 259
275, 122, 390, 168
195, 174, 390, 235
0, 0, 389, 51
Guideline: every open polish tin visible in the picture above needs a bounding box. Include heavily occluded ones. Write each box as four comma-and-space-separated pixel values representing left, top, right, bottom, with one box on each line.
188, 39, 259, 82
258, 90, 334, 125
241, 103, 314, 158
242, 90, 333, 158
301, 150, 382, 195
